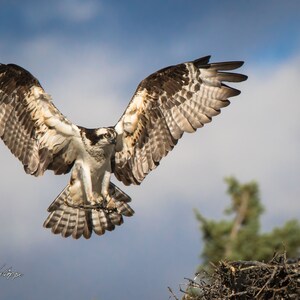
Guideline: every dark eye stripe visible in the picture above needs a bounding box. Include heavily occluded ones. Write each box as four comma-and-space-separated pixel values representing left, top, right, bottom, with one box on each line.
99, 133, 110, 139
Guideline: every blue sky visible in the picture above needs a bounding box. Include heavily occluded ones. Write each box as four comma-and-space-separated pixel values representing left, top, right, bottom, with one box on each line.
0, 1, 300, 299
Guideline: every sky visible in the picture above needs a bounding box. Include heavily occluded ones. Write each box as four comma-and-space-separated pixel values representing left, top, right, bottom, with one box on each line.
0, 1, 299, 299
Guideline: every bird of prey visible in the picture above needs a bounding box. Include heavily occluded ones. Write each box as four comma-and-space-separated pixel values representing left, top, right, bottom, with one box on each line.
0, 56, 247, 239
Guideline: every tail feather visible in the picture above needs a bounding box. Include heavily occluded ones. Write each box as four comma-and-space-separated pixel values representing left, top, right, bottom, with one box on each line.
62, 206, 78, 237
71, 209, 85, 239
115, 201, 135, 217
52, 210, 66, 234
43, 182, 134, 239
83, 211, 93, 239
109, 182, 134, 217
92, 210, 106, 235
61, 212, 72, 238
109, 211, 123, 226
100, 210, 115, 232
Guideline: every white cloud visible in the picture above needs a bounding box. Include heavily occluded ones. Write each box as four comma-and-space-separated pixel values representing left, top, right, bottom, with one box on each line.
22, 0, 102, 25
57, 0, 101, 23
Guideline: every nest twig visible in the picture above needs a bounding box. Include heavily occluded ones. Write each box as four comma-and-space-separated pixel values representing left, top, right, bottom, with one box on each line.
174, 253, 300, 299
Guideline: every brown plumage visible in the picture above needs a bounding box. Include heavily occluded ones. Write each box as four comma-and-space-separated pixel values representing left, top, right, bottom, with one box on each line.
0, 56, 247, 239
114, 56, 247, 185
43, 182, 133, 239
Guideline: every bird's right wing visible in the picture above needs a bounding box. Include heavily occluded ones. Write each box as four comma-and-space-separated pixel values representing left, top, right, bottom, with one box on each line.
0, 63, 81, 176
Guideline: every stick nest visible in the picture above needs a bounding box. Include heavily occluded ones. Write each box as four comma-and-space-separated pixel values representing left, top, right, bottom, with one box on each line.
178, 253, 300, 299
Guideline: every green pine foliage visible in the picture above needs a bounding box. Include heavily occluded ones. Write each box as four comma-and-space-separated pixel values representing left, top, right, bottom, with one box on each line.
195, 177, 300, 270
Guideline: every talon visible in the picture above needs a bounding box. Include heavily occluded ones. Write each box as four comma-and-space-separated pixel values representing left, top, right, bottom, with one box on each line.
90, 192, 104, 205
106, 197, 116, 210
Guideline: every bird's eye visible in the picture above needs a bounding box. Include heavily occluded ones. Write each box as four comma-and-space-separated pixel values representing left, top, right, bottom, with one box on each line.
98, 133, 109, 139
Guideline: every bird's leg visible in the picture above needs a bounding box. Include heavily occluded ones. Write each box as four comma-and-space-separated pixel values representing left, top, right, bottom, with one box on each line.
101, 170, 116, 209
75, 161, 103, 205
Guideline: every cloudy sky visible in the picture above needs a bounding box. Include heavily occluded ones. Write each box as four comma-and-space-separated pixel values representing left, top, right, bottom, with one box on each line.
0, 1, 299, 299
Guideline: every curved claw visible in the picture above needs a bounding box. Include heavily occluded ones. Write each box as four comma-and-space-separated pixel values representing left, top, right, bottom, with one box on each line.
90, 192, 104, 205
106, 195, 117, 210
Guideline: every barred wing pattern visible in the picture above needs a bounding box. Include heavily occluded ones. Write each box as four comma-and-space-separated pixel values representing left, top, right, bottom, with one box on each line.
0, 64, 80, 176
114, 56, 247, 185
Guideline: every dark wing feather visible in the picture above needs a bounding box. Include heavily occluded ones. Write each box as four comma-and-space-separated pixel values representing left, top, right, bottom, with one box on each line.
114, 56, 247, 185
0, 64, 81, 176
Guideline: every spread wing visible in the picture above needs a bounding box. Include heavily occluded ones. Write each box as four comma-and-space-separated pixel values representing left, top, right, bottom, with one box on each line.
0, 64, 81, 176
114, 56, 247, 185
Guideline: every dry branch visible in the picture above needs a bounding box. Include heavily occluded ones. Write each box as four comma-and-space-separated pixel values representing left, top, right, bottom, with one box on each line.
175, 253, 300, 299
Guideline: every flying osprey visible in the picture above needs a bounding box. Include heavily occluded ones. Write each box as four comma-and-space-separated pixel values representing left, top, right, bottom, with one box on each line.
0, 56, 247, 239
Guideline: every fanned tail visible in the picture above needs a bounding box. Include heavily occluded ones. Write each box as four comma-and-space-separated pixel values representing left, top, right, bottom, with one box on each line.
43, 183, 134, 239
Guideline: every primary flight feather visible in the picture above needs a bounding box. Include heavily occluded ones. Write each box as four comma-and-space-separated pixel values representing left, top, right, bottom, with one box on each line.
0, 56, 247, 239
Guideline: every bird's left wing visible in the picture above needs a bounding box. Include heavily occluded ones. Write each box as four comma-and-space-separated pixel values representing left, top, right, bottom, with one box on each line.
0, 64, 81, 176
114, 56, 247, 185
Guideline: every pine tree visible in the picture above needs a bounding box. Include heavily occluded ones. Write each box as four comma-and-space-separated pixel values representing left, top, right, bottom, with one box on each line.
195, 177, 300, 270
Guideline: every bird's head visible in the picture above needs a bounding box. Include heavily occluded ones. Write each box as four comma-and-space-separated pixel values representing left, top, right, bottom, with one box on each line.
80, 127, 117, 148
94, 127, 117, 146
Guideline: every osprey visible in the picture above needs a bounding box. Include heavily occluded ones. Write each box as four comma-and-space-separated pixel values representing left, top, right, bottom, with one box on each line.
0, 56, 247, 239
